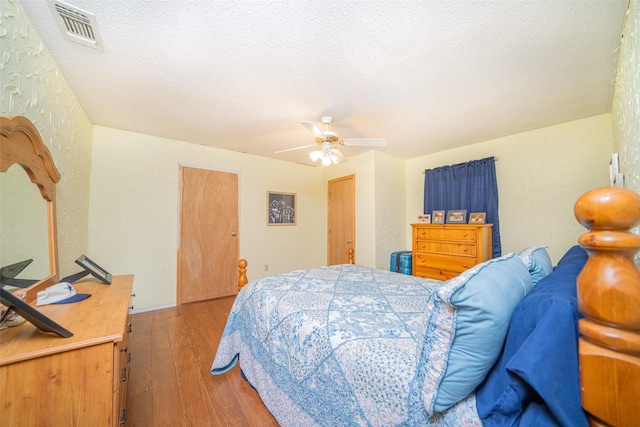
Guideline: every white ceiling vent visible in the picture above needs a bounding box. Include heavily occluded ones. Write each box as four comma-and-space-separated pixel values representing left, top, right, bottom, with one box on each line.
47, 0, 103, 50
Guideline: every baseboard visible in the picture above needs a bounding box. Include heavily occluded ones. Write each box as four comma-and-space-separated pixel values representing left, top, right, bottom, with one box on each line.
130, 302, 176, 314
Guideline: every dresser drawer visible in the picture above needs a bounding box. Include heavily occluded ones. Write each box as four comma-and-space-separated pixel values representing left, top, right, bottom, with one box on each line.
414, 267, 459, 281
414, 226, 477, 242
414, 253, 478, 273
414, 240, 477, 257
113, 316, 132, 426
411, 223, 492, 280
113, 320, 132, 392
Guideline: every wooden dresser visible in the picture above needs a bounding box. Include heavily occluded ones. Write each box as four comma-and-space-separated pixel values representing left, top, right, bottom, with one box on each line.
0, 275, 134, 426
411, 224, 493, 280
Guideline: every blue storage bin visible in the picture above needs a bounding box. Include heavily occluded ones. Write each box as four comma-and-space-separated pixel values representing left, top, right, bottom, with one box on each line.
390, 251, 412, 275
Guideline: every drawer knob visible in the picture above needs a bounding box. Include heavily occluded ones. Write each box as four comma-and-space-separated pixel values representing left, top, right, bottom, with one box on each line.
463, 248, 468, 252
463, 232, 468, 237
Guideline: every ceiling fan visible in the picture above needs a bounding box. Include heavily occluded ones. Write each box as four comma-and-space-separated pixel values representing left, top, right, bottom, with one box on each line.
276, 116, 388, 165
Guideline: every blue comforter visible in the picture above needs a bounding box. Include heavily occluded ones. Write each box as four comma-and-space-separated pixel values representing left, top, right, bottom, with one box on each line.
211, 264, 480, 426
211, 248, 588, 426
476, 245, 589, 427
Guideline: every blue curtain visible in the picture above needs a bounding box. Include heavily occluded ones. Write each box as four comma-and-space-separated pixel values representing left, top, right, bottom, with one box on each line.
423, 157, 501, 257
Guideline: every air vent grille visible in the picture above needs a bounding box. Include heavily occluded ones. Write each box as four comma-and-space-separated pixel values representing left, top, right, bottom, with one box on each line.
47, 0, 103, 50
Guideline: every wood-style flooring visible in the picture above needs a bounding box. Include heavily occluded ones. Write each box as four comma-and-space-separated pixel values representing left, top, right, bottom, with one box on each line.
125, 296, 279, 426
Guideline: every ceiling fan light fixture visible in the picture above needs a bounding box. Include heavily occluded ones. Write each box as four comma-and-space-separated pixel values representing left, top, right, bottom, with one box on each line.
322, 155, 332, 166
309, 150, 323, 162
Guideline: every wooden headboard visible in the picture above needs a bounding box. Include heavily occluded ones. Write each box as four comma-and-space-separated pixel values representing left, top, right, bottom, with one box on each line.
574, 187, 640, 427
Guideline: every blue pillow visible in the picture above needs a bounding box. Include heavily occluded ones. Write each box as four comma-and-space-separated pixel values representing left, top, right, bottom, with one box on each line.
432, 253, 534, 412
555, 245, 588, 269
519, 246, 553, 285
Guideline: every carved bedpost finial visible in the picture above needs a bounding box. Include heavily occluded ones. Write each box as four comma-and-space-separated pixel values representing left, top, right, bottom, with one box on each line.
574, 187, 640, 427
574, 187, 640, 325
238, 259, 248, 291
347, 248, 355, 264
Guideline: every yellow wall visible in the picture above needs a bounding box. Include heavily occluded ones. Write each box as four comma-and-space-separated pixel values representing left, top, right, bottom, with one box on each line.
88, 126, 326, 309
611, 0, 640, 264
325, 151, 407, 270
612, 0, 640, 195
405, 114, 613, 263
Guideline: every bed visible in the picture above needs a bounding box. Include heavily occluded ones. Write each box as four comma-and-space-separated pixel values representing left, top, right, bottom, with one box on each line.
211, 187, 640, 426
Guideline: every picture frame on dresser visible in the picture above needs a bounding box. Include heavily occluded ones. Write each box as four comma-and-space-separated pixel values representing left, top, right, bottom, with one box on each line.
432, 210, 445, 224
0, 287, 73, 338
446, 209, 467, 223
469, 212, 486, 224
418, 214, 431, 223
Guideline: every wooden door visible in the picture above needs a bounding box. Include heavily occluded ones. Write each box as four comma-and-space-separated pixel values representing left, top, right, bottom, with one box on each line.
178, 166, 238, 304
327, 174, 355, 265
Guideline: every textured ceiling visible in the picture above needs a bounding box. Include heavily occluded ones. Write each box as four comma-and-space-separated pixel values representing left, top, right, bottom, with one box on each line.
20, 0, 628, 166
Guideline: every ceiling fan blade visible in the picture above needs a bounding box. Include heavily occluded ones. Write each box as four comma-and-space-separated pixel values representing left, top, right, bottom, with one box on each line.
274, 144, 315, 154
300, 121, 325, 138
342, 138, 388, 147
330, 148, 348, 164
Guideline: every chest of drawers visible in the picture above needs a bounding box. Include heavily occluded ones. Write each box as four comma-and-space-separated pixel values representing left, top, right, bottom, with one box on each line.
0, 275, 134, 426
411, 224, 493, 280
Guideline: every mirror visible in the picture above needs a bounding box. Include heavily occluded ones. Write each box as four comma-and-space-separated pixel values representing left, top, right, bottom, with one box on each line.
1, 164, 50, 281
0, 116, 61, 303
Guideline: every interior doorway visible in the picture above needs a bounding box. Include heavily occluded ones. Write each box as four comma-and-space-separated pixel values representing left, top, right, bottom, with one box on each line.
327, 174, 355, 265
178, 166, 239, 304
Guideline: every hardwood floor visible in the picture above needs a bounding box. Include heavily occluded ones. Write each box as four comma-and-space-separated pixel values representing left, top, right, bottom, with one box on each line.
125, 296, 279, 426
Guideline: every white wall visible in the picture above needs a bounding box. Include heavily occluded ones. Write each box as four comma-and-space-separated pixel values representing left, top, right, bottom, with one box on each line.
1, 0, 93, 276
405, 114, 613, 263
88, 127, 326, 309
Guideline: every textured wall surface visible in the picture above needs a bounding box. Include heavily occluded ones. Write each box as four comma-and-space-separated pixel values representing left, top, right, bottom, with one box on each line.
612, 0, 640, 195
373, 151, 407, 270
612, 0, 640, 263
0, 0, 93, 276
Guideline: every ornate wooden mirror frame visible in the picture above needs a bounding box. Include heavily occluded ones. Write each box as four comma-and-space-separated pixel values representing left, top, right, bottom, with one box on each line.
0, 116, 61, 302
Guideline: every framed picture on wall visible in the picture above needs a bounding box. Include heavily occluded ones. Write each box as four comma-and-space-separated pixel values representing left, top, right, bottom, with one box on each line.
432, 210, 445, 224
446, 210, 467, 224
469, 212, 486, 224
267, 192, 297, 225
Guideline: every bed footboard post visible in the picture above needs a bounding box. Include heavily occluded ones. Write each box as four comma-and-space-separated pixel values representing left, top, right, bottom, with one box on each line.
238, 259, 248, 291
574, 187, 640, 427
347, 248, 355, 264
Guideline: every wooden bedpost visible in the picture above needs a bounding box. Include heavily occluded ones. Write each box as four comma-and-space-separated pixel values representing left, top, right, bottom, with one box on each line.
347, 248, 355, 264
574, 187, 640, 427
238, 259, 248, 291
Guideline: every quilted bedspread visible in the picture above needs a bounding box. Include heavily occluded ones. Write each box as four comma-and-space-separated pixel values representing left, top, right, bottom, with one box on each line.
211, 264, 481, 426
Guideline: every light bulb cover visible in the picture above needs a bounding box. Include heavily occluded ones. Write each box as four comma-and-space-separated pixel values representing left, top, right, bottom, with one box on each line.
309, 151, 323, 162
